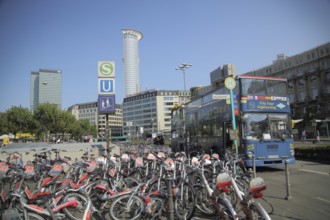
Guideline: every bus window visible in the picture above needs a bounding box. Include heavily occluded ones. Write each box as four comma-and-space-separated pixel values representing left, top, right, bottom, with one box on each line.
242, 113, 291, 140
268, 114, 292, 140
242, 113, 269, 140
266, 80, 287, 97
242, 79, 266, 96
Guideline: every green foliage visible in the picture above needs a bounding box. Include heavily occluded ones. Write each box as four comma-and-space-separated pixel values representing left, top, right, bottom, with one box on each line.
0, 104, 96, 142
1, 106, 33, 135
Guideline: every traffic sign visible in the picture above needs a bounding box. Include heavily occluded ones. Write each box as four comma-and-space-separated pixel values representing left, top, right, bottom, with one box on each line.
98, 78, 115, 94
98, 61, 115, 78
225, 77, 236, 90
98, 95, 115, 114
213, 94, 230, 100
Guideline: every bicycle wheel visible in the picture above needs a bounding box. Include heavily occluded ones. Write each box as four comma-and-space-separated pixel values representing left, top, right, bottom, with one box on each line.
62, 192, 88, 220
193, 184, 215, 216
216, 196, 236, 220
19, 212, 46, 220
258, 197, 274, 215
109, 194, 144, 220
248, 202, 271, 220
147, 195, 165, 219
174, 182, 196, 220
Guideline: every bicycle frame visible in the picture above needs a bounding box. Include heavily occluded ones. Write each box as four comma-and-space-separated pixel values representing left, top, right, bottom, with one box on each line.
230, 175, 271, 220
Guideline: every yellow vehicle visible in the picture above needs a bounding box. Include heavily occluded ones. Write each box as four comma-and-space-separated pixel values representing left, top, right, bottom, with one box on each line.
3, 137, 9, 145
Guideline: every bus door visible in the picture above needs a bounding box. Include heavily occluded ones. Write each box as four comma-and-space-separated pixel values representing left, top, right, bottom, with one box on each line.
223, 122, 233, 150
224, 121, 241, 154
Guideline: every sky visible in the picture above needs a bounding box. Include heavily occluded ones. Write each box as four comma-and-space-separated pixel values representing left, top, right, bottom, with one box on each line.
1, 0, 330, 112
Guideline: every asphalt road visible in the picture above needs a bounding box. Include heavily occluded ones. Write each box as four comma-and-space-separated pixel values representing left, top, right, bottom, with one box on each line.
2, 143, 330, 220
257, 160, 330, 220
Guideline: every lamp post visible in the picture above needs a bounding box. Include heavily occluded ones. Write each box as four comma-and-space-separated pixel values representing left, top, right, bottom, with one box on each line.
176, 63, 192, 91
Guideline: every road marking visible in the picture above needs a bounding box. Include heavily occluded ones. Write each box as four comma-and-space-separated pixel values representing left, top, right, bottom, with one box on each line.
298, 169, 329, 176
316, 197, 330, 204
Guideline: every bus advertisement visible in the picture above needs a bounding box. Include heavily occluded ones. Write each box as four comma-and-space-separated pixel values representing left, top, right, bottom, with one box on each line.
181, 75, 295, 167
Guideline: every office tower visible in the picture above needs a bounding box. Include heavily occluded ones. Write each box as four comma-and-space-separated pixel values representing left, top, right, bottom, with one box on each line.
122, 89, 190, 140
30, 69, 62, 110
122, 29, 143, 97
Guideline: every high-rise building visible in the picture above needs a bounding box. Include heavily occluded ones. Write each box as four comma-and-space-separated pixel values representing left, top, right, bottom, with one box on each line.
30, 69, 62, 110
122, 29, 143, 97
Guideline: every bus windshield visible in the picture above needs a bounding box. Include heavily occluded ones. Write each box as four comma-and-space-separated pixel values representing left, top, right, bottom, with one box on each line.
242, 113, 292, 141
241, 78, 287, 96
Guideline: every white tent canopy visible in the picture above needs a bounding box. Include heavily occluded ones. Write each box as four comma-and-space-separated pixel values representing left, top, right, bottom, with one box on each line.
292, 119, 303, 123
0, 134, 15, 140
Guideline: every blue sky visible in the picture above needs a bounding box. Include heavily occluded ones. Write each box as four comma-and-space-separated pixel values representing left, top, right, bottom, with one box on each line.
1, 0, 330, 112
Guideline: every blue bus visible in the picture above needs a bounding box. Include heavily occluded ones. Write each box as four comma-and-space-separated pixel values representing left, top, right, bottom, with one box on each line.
184, 75, 295, 167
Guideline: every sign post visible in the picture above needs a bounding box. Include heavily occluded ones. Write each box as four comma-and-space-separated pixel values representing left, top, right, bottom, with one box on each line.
224, 77, 238, 157
98, 61, 116, 155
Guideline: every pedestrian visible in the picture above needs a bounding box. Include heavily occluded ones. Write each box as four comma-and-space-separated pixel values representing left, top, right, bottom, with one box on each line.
316, 130, 320, 143
301, 130, 306, 143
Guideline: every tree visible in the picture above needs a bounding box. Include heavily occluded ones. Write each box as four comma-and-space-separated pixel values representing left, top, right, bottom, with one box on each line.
5, 106, 33, 136
57, 111, 77, 141
33, 103, 61, 141
0, 112, 9, 134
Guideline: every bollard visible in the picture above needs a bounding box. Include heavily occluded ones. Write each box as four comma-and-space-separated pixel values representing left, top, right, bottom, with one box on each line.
252, 153, 256, 178
285, 160, 293, 200
166, 172, 175, 220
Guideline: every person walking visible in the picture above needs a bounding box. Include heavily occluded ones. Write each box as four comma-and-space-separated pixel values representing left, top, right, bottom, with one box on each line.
316, 130, 320, 143
301, 130, 306, 143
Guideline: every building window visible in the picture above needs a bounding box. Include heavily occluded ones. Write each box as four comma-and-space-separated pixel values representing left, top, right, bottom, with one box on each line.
298, 91, 305, 101
311, 88, 318, 99
289, 94, 294, 103
326, 85, 330, 94
326, 72, 330, 82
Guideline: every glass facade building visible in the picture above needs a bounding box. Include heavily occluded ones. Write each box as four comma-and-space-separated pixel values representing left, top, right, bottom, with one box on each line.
122, 29, 143, 97
122, 90, 190, 140
30, 69, 62, 110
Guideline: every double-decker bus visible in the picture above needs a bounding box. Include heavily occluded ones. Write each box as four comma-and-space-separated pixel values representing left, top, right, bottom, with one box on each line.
184, 75, 295, 167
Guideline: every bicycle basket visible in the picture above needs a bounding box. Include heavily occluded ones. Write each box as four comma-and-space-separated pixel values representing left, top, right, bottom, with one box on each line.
157, 152, 165, 159
9, 155, 23, 167
249, 177, 266, 194
48, 163, 63, 177
121, 154, 130, 162
110, 156, 117, 164
24, 163, 35, 177
164, 158, 175, 171
97, 156, 107, 165
202, 154, 211, 165
85, 161, 96, 173
212, 153, 219, 160
191, 157, 199, 166
108, 168, 116, 177
135, 157, 144, 168
0, 162, 9, 178
147, 153, 156, 160
216, 172, 231, 189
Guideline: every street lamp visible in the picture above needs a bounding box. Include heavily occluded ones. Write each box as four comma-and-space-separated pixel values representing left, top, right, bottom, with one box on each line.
176, 63, 192, 91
